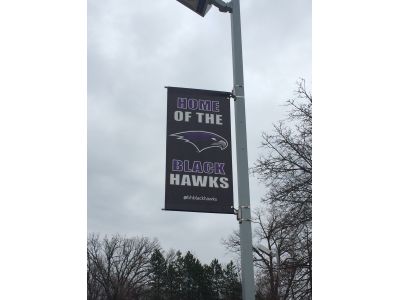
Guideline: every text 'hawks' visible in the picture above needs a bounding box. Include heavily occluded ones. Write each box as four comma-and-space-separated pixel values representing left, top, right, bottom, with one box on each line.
169, 174, 229, 189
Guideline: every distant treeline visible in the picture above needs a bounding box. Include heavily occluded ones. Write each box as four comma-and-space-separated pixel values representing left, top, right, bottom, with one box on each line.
87, 234, 242, 300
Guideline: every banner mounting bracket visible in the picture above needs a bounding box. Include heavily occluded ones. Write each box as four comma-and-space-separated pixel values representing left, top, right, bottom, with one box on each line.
232, 205, 251, 223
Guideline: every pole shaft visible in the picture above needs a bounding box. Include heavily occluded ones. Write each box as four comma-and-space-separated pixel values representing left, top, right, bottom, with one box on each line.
230, 0, 255, 299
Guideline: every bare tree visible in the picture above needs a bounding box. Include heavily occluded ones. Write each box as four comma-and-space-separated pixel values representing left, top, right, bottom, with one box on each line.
253, 79, 312, 228
225, 80, 312, 299
252, 79, 312, 299
87, 234, 160, 300
252, 207, 311, 300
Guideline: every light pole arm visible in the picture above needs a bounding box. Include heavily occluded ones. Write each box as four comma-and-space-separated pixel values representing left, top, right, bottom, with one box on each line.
209, 0, 232, 13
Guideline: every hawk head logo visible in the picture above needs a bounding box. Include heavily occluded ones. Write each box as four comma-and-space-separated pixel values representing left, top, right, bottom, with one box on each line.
170, 131, 228, 153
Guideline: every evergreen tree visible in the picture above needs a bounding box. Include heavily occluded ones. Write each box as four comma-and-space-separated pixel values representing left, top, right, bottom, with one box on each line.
209, 259, 224, 299
182, 251, 204, 299
202, 264, 216, 299
164, 251, 185, 300
222, 261, 242, 300
148, 249, 167, 300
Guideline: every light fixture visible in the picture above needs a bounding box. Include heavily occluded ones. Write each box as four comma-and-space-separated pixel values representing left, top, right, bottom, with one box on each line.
176, 0, 212, 17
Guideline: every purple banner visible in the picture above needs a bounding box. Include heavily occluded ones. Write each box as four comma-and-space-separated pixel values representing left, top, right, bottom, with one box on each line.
165, 87, 234, 214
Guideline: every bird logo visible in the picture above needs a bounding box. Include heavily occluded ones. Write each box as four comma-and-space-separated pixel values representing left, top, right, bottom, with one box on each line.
170, 131, 228, 153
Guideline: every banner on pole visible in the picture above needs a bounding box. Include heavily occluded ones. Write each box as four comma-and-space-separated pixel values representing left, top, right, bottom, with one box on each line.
165, 87, 234, 214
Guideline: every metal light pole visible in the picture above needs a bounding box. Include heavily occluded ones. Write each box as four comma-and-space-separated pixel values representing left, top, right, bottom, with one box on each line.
228, 1, 255, 299
174, 1, 255, 299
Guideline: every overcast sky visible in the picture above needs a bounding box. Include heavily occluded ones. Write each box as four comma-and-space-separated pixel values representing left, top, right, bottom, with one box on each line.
88, 0, 311, 264
3, 1, 400, 298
